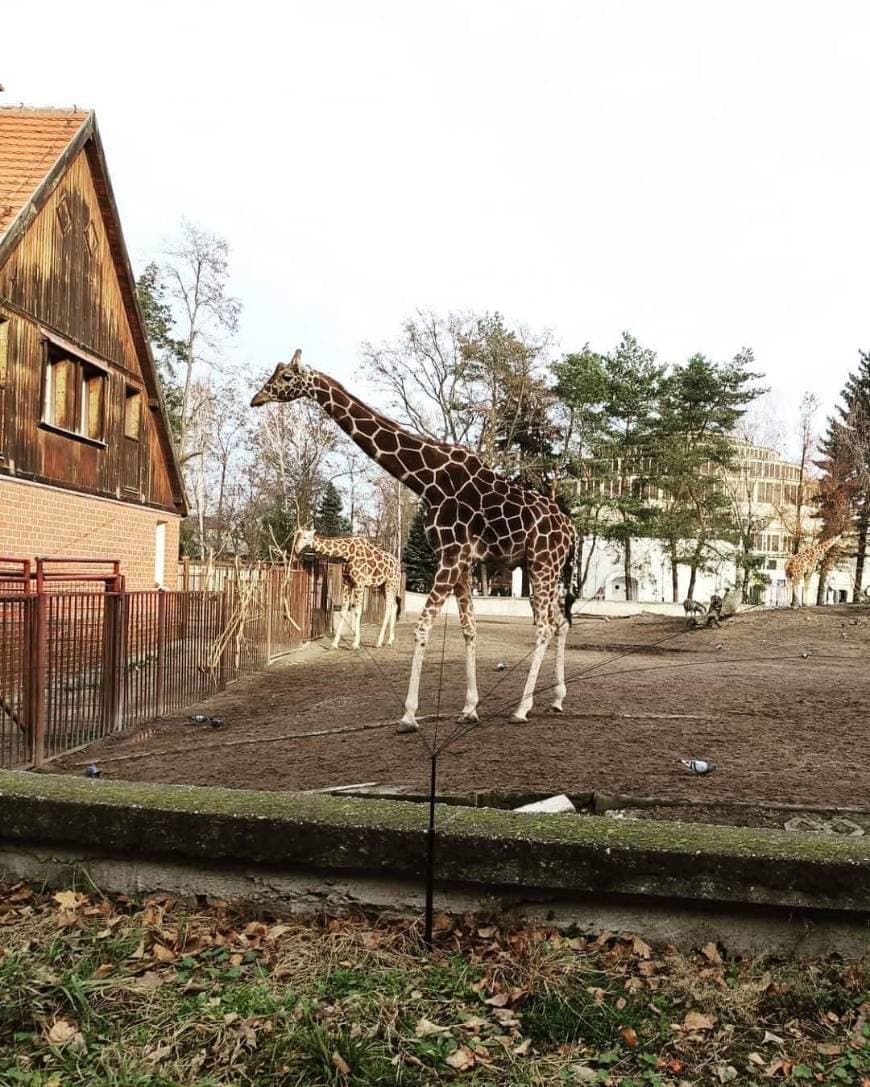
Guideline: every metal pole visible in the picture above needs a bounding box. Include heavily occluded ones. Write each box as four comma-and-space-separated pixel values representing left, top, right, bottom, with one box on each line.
424, 751, 438, 948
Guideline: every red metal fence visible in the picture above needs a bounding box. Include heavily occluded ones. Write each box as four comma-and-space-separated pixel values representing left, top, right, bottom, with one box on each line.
0, 555, 380, 770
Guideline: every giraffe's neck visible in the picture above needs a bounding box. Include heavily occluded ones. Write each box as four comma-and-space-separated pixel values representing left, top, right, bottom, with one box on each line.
309, 373, 441, 497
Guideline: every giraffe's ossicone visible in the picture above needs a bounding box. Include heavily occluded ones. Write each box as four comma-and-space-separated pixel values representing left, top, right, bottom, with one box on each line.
252, 351, 577, 728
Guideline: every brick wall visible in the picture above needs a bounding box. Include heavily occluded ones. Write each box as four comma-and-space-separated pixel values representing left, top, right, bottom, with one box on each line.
0, 476, 181, 589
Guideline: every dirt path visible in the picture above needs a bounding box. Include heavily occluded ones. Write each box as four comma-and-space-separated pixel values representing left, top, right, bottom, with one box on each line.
49, 606, 870, 811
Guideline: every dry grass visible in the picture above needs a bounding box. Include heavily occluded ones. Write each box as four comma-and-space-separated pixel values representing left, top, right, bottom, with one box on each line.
0, 883, 867, 1086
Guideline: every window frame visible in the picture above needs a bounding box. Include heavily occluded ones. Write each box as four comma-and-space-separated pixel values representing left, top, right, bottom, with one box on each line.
40, 341, 108, 447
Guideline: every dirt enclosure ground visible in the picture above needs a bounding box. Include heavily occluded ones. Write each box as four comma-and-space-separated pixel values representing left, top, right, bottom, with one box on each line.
50, 604, 870, 825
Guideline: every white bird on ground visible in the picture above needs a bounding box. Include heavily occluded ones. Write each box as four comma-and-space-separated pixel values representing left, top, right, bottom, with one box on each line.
679, 758, 718, 775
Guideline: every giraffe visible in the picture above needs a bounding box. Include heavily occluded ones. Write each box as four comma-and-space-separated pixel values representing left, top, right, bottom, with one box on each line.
784, 535, 843, 606
292, 527, 401, 650
251, 351, 576, 730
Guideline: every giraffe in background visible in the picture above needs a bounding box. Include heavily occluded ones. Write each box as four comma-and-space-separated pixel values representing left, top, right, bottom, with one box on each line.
252, 351, 576, 730
292, 528, 401, 650
784, 535, 843, 606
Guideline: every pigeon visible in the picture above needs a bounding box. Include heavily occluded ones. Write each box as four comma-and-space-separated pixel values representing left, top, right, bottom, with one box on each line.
679, 758, 718, 775
85, 762, 101, 779
190, 714, 209, 724
209, 715, 224, 729
495, 661, 508, 672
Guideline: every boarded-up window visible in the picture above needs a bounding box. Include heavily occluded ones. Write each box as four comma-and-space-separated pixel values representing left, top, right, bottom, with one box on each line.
43, 347, 107, 442
124, 387, 142, 439
122, 386, 142, 491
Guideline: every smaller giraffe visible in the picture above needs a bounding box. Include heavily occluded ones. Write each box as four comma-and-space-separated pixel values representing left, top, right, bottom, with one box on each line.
784, 535, 843, 606
292, 528, 402, 649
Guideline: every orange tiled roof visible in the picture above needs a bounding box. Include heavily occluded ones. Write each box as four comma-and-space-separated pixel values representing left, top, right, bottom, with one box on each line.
0, 108, 89, 235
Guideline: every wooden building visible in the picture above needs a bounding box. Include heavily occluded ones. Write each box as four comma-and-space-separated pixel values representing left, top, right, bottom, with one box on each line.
0, 108, 186, 587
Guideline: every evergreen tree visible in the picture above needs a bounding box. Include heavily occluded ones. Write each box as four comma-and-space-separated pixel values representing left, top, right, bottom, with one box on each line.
403, 506, 437, 592
314, 482, 351, 536
135, 262, 185, 443
599, 333, 666, 601
553, 346, 611, 594
654, 351, 763, 600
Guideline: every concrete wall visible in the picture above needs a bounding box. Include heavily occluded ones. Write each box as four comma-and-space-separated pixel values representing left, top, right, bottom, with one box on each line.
0, 771, 868, 956
0, 474, 181, 589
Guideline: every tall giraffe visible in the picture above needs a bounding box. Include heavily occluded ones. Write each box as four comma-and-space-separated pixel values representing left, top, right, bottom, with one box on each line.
252, 351, 576, 730
784, 535, 842, 606
292, 527, 401, 650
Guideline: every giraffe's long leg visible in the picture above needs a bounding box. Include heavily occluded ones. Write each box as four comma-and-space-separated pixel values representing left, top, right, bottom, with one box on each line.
512, 564, 557, 723
455, 574, 479, 722
398, 555, 463, 732
548, 594, 570, 712
332, 587, 353, 649
375, 583, 392, 647
388, 583, 399, 645
351, 588, 364, 650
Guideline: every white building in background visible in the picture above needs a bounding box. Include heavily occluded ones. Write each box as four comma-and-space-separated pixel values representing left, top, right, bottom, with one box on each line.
578, 440, 857, 606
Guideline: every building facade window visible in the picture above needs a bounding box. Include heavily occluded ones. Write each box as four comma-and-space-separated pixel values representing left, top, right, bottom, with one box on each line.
42, 345, 107, 443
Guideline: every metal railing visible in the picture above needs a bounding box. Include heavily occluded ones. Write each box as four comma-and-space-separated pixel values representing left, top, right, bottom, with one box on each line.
0, 555, 390, 769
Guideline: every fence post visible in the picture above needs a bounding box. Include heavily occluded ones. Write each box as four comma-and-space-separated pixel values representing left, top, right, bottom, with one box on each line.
265, 569, 274, 663
29, 568, 48, 767
101, 574, 125, 734
155, 589, 167, 717
219, 578, 234, 688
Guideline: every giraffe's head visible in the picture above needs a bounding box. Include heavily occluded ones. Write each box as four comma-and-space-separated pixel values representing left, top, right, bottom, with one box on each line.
291, 526, 317, 558
250, 349, 315, 407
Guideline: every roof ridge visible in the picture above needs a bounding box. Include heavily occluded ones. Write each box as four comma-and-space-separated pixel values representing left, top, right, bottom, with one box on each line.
0, 105, 90, 113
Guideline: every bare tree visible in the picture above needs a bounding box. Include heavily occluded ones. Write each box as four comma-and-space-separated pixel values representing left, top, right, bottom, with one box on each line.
159, 220, 242, 460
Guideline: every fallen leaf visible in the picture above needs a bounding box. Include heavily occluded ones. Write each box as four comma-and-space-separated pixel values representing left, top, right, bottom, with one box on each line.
714, 1065, 738, 1083
512, 1038, 531, 1056
445, 1045, 476, 1071
631, 935, 653, 959
484, 992, 510, 1008
459, 1016, 487, 1032
224, 1012, 239, 1025
52, 890, 85, 911
93, 963, 114, 978
568, 1067, 597, 1084
143, 1042, 172, 1063
700, 941, 723, 964
131, 970, 164, 990
331, 1051, 351, 1075
46, 1019, 78, 1046
762, 1030, 785, 1045
620, 1025, 638, 1048
151, 943, 175, 963
415, 1017, 450, 1038
477, 925, 496, 939
683, 1010, 716, 1031
748, 1052, 765, 1066
817, 1043, 842, 1056
266, 924, 291, 940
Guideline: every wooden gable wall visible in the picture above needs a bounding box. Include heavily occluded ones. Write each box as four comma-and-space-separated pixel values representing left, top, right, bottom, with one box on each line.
0, 148, 178, 512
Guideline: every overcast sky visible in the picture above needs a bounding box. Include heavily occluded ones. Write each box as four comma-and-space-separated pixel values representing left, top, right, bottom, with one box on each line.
3, 0, 869, 423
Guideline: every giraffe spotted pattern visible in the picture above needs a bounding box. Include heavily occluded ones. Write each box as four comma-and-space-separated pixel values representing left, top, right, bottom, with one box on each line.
784, 535, 843, 606
252, 351, 576, 729
292, 528, 401, 649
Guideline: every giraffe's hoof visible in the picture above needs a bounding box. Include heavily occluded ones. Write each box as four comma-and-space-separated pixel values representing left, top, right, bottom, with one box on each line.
395, 720, 419, 735
457, 711, 479, 724
549, 704, 564, 714
510, 712, 529, 724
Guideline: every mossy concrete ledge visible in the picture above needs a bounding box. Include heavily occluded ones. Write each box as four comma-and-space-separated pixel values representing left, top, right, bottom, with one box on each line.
0, 771, 869, 914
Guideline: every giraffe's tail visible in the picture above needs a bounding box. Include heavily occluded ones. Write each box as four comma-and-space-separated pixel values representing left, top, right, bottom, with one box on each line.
395, 594, 402, 620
